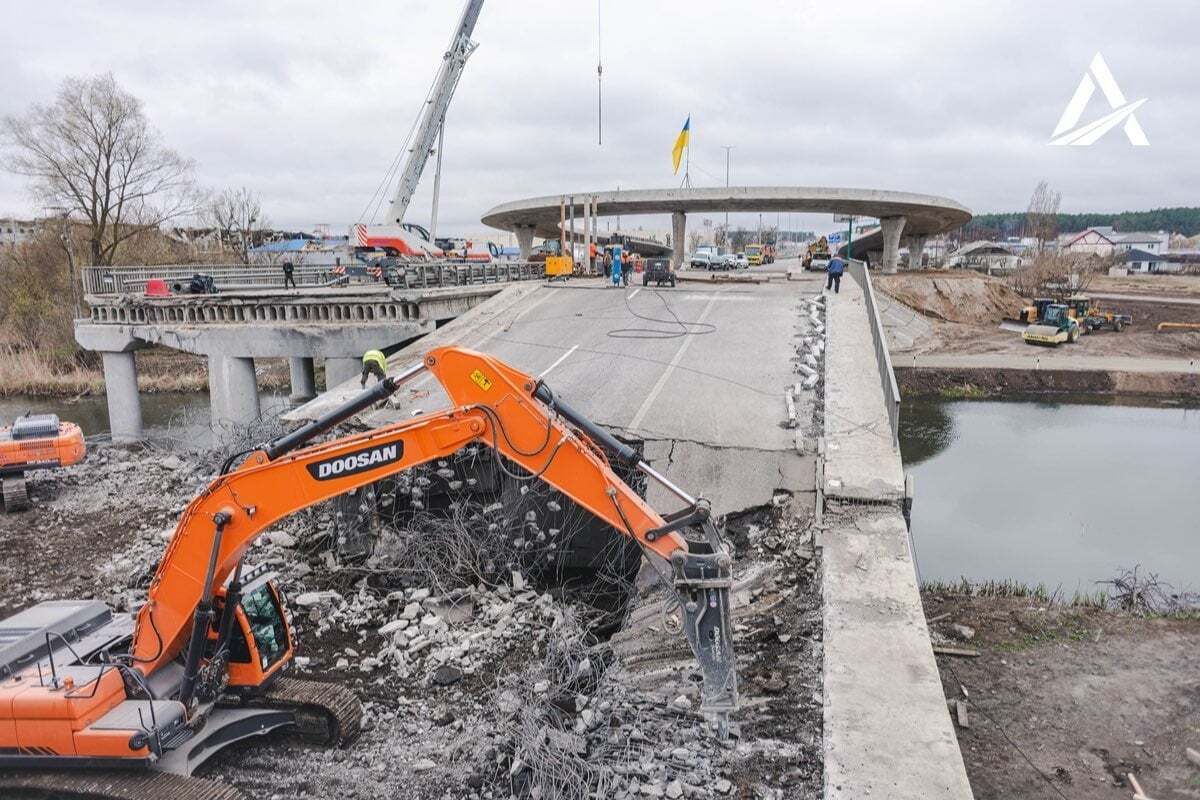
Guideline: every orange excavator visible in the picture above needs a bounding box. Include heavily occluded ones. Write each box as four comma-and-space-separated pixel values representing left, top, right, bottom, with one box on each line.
0, 346, 737, 799
1, 414, 86, 511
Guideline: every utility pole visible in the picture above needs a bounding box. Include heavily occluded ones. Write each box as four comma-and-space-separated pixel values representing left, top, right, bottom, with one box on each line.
721, 145, 734, 235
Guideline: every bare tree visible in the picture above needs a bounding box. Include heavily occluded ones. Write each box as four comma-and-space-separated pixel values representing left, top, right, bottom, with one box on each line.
1025, 180, 1062, 251
1010, 251, 1105, 298
2, 73, 198, 266
206, 187, 267, 264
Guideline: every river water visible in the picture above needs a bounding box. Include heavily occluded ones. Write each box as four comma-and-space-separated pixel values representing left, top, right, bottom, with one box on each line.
899, 396, 1200, 596
0, 392, 292, 447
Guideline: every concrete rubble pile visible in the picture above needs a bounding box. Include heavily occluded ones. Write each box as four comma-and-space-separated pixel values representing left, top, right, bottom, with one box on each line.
9, 441, 825, 799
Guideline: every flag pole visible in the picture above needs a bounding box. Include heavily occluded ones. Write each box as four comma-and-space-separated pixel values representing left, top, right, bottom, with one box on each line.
682, 113, 692, 188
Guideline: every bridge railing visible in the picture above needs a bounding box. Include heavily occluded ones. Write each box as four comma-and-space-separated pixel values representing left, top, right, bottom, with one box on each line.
387, 261, 544, 289
847, 259, 901, 448
81, 261, 545, 297
82, 264, 334, 295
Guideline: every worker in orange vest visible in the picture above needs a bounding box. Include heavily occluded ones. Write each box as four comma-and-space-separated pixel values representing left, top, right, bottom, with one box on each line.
588, 242, 598, 273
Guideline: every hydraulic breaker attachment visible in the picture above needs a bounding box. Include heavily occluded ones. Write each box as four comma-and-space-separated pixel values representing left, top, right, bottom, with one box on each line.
672, 547, 738, 714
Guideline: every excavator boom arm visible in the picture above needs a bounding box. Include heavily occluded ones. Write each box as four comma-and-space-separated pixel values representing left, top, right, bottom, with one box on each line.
133, 347, 736, 712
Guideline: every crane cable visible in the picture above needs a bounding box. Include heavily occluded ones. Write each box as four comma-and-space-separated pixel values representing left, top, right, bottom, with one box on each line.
597, 0, 603, 146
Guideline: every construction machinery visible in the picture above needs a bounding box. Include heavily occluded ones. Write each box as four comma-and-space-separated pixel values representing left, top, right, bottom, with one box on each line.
0, 346, 737, 799
803, 237, 831, 271
353, 1, 492, 262
1015, 295, 1131, 334
1017, 297, 1056, 324
745, 244, 776, 267
0, 414, 86, 512
1022, 303, 1082, 346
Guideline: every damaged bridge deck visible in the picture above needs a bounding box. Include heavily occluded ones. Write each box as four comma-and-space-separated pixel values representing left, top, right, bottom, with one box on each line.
290, 278, 819, 517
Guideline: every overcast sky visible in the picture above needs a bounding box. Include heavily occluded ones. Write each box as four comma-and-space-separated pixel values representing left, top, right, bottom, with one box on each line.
2, 0, 1197, 238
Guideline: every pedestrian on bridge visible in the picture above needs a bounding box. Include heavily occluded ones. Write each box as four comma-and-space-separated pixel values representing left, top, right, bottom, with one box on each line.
282, 260, 298, 290
826, 254, 845, 294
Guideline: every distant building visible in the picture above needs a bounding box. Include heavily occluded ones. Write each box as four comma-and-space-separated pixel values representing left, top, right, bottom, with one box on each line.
1060, 226, 1170, 257
945, 241, 1022, 272
1059, 226, 1117, 256
1120, 248, 1180, 274
0, 218, 38, 248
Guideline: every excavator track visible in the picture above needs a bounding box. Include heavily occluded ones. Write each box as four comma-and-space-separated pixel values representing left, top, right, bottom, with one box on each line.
243, 676, 362, 745
2, 474, 28, 512
0, 769, 245, 800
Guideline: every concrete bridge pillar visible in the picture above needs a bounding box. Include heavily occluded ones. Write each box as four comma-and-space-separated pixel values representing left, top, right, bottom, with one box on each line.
325, 357, 361, 389
906, 234, 928, 270
880, 216, 907, 274
100, 351, 144, 443
289, 357, 316, 402
208, 355, 260, 429
671, 211, 686, 271
514, 225, 536, 261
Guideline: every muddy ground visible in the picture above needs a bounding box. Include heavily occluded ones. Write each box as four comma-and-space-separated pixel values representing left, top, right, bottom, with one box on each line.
876, 271, 1200, 361
0, 444, 822, 800
922, 592, 1200, 800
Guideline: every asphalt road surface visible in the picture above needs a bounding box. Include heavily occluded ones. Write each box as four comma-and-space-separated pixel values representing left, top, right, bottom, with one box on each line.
295, 275, 822, 514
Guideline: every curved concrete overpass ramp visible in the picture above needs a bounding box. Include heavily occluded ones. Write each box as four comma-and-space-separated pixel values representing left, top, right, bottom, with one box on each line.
482, 186, 972, 272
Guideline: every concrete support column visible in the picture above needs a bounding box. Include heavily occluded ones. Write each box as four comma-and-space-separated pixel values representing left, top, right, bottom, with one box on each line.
324, 357, 361, 389
289, 356, 316, 402
906, 235, 928, 270
100, 351, 144, 443
582, 195, 591, 274
671, 211, 686, 271
208, 355, 260, 430
515, 225, 535, 261
880, 216, 907, 274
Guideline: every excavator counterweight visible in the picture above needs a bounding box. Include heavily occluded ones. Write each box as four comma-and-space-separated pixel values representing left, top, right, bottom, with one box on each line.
0, 346, 738, 799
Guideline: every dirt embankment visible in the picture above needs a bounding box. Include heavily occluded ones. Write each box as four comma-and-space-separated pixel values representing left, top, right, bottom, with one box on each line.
922, 592, 1200, 800
874, 271, 1026, 324
897, 367, 1200, 401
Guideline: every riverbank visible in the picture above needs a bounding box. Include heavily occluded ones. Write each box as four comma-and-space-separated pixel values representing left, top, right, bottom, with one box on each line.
0, 345, 291, 398
896, 365, 1200, 401
921, 590, 1200, 800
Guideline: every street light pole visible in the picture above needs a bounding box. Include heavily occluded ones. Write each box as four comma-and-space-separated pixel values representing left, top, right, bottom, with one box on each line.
721, 145, 733, 238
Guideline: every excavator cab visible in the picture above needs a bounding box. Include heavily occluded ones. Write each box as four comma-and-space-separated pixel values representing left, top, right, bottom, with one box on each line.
220, 569, 294, 689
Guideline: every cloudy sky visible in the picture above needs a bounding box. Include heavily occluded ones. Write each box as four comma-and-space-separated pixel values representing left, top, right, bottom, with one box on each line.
2, 0, 1196, 239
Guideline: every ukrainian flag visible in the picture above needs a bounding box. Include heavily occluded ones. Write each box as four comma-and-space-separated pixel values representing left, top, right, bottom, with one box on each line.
671, 116, 690, 175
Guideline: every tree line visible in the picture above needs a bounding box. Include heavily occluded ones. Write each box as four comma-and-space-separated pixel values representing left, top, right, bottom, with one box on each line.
965, 207, 1200, 239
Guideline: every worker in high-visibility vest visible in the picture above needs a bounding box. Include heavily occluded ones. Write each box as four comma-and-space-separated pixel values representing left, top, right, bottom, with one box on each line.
360, 349, 387, 387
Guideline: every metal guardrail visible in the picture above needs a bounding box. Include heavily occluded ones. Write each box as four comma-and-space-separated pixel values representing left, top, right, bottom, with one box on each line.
81, 261, 545, 297
848, 259, 901, 448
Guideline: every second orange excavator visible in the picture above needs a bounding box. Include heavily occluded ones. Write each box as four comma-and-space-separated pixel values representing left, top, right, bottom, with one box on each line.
0, 345, 737, 800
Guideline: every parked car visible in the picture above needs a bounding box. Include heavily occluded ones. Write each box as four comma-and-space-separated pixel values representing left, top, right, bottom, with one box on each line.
733, 253, 749, 269
689, 252, 714, 269
642, 258, 676, 287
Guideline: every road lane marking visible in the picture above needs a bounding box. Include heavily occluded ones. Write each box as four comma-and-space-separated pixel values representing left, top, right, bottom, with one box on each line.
629, 288, 641, 299
627, 293, 720, 434
536, 344, 578, 379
